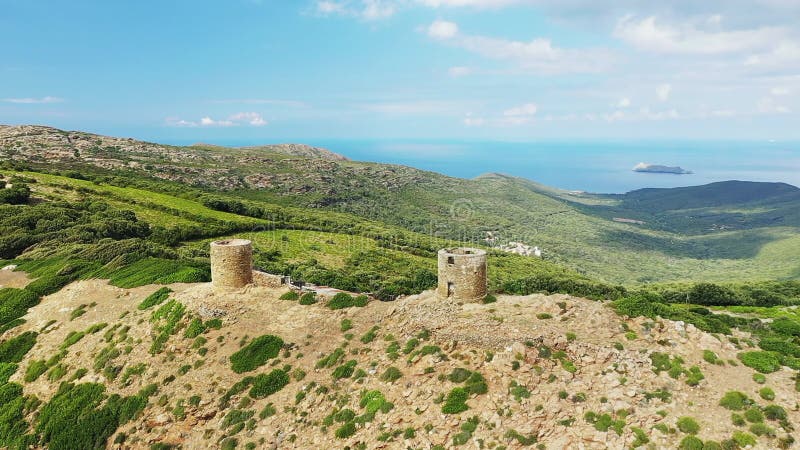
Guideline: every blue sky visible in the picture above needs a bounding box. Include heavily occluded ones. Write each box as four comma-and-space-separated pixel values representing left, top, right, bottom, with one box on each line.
1, 0, 799, 141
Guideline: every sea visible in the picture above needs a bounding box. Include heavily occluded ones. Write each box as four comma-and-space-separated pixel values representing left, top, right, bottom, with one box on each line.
165, 139, 800, 194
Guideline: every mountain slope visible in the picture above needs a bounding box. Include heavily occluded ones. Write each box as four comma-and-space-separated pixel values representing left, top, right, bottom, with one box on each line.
2, 125, 800, 285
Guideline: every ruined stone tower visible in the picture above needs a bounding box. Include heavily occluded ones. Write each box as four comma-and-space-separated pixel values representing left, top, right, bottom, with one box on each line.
210, 239, 253, 290
437, 248, 487, 302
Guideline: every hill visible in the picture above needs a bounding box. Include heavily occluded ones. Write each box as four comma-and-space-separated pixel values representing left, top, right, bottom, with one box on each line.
3, 124, 800, 285
0, 273, 798, 449
1, 125, 800, 449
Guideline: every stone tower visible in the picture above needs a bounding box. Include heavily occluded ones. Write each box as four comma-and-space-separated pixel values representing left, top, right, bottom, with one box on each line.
210, 239, 253, 290
437, 248, 487, 302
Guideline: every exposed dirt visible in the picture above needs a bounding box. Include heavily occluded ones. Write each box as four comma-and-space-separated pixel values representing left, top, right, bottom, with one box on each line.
7, 280, 799, 449
0, 267, 31, 289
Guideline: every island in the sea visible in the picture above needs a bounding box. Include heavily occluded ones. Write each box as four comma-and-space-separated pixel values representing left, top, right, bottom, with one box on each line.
633, 162, 693, 174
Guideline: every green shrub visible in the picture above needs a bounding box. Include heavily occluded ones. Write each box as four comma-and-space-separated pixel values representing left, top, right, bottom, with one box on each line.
770, 317, 800, 336
744, 407, 763, 423
335, 421, 356, 439
340, 319, 353, 332
763, 404, 787, 421
0, 288, 39, 328
137, 287, 171, 310
481, 294, 497, 304
353, 295, 369, 307
279, 291, 299, 301
758, 387, 775, 401
678, 436, 704, 450
230, 335, 284, 373
183, 318, 205, 339
248, 370, 289, 398
749, 422, 775, 437
719, 391, 752, 411
739, 351, 781, 373
299, 292, 317, 305
732, 431, 757, 447
0, 331, 36, 363
24, 360, 48, 382
677, 416, 700, 434
442, 388, 469, 414
702, 350, 721, 365
752, 373, 766, 384
332, 360, 357, 379
380, 366, 402, 383
328, 292, 353, 309
360, 326, 378, 344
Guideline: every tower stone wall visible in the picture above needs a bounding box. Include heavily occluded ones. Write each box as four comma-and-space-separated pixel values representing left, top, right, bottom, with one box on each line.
210, 239, 253, 290
437, 248, 487, 302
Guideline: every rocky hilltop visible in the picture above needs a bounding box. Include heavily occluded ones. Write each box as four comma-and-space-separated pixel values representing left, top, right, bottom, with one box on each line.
2, 268, 797, 449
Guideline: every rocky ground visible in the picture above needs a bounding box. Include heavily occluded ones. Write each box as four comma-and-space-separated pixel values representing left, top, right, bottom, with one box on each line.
5, 279, 799, 449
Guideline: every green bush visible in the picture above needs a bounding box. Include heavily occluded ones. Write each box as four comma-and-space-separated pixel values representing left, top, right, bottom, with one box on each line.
732, 431, 757, 447
230, 335, 284, 373
183, 318, 206, 338
719, 391, 752, 411
299, 292, 317, 305
749, 422, 775, 437
0, 331, 37, 363
328, 292, 354, 310
0, 288, 39, 328
137, 287, 171, 310
752, 373, 766, 384
744, 407, 764, 423
335, 421, 356, 439
738, 351, 781, 373
248, 369, 289, 398
332, 360, 357, 379
24, 360, 48, 382
279, 291, 299, 301
763, 404, 787, 421
442, 388, 469, 414
758, 387, 775, 401
678, 436, 704, 450
380, 366, 402, 383
677, 416, 700, 434
770, 317, 800, 336
481, 294, 497, 304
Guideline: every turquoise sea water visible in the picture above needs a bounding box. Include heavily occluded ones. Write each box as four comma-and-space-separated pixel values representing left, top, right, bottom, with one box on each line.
167, 139, 800, 194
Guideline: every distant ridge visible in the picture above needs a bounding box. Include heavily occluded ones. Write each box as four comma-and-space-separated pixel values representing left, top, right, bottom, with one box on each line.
622, 180, 800, 210
192, 142, 348, 161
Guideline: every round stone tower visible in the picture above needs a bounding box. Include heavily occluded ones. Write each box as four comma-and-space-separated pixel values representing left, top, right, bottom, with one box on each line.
437, 248, 487, 302
210, 239, 253, 290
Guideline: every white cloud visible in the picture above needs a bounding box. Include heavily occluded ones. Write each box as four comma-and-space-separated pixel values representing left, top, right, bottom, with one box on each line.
448, 66, 472, 77
360, 100, 463, 114
614, 15, 789, 55
362, 0, 396, 19
419, 0, 524, 7
427, 22, 613, 74
166, 112, 268, 127
463, 116, 486, 126
757, 97, 791, 114
314, 0, 397, 20
770, 87, 790, 96
503, 102, 537, 116
617, 97, 631, 108
2, 96, 64, 104
229, 112, 268, 126
200, 116, 236, 127
212, 99, 307, 107
656, 83, 671, 101
427, 20, 459, 39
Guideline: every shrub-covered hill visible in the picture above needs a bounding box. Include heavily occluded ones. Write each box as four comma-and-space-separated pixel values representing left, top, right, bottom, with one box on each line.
0, 277, 798, 449
3, 124, 800, 285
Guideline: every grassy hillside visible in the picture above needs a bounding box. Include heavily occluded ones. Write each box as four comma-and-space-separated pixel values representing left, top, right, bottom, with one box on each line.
2, 125, 800, 286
